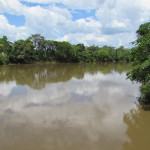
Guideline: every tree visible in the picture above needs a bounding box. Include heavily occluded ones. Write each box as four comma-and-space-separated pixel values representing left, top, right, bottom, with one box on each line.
127, 22, 150, 104
28, 34, 45, 50
40, 40, 57, 61
116, 46, 130, 62
11, 39, 35, 63
0, 36, 12, 64
0, 34, 131, 64
74, 43, 86, 62
0, 53, 9, 65
97, 48, 110, 61
55, 41, 76, 62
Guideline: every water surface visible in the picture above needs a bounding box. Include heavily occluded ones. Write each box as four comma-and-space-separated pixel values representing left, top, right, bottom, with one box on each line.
0, 63, 149, 150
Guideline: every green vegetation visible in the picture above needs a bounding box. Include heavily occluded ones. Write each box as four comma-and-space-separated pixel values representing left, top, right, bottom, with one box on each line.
0, 36, 12, 65
0, 34, 130, 64
127, 22, 150, 104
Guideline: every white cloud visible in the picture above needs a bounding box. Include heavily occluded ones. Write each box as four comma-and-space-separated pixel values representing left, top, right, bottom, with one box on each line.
57, 33, 106, 46
96, 0, 150, 35
0, 0, 150, 47
0, 0, 24, 15
0, 15, 28, 40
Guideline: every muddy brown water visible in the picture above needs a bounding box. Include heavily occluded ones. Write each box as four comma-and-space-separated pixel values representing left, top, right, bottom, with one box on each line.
0, 63, 150, 150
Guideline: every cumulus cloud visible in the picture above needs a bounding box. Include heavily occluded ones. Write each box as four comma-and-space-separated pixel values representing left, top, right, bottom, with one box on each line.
0, 0, 24, 15
96, 0, 150, 35
0, 0, 150, 46
0, 15, 28, 40
57, 33, 106, 46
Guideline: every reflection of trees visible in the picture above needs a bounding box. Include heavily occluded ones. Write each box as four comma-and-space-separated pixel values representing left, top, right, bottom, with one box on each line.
0, 63, 133, 89
123, 106, 150, 150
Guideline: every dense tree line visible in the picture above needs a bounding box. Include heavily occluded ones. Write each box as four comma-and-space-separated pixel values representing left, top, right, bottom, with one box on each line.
0, 34, 131, 65
127, 22, 150, 104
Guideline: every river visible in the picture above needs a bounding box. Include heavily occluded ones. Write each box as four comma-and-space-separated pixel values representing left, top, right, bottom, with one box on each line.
0, 63, 150, 150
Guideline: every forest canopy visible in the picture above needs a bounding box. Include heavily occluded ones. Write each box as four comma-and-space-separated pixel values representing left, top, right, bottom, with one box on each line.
0, 34, 130, 64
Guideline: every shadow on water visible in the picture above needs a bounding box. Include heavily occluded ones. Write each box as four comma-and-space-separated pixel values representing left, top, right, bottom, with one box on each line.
0, 62, 132, 89
141, 105, 150, 111
123, 105, 150, 150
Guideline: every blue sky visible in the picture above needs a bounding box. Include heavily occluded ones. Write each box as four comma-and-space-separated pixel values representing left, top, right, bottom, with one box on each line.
2, 9, 97, 27
2, 13, 25, 27
0, 0, 150, 47
71, 9, 98, 21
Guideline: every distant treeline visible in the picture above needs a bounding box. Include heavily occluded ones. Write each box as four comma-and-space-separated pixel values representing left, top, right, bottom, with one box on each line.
0, 34, 131, 65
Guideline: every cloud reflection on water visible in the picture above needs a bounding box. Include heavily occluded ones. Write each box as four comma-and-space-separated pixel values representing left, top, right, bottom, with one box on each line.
0, 63, 141, 150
